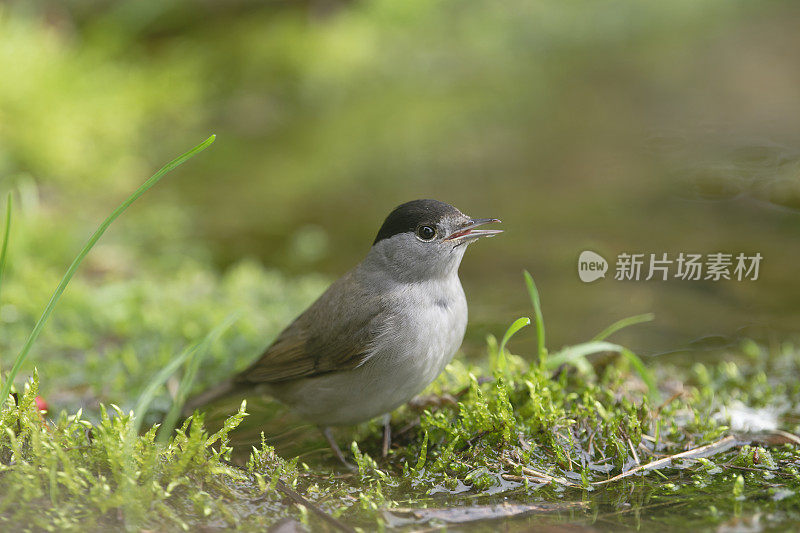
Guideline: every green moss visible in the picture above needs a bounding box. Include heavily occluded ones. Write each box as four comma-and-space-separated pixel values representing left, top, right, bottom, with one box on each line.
0, 380, 300, 531
3, 256, 799, 530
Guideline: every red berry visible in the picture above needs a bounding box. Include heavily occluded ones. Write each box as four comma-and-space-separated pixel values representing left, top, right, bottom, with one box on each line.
35, 396, 48, 413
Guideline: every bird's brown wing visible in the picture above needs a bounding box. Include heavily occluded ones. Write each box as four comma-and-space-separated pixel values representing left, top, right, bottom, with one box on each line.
234, 270, 386, 385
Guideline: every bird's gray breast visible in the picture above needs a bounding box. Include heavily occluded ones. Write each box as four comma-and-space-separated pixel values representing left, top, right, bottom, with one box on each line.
354, 274, 468, 414
268, 272, 468, 426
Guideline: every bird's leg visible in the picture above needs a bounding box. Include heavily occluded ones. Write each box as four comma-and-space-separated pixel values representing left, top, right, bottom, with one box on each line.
320, 426, 356, 471
381, 413, 392, 458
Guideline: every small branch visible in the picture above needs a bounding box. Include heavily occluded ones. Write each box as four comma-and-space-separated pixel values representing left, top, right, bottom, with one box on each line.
275, 479, 356, 533
627, 438, 641, 466
592, 435, 737, 485
654, 390, 684, 415
772, 429, 800, 446
503, 458, 580, 487
619, 429, 640, 466
456, 429, 491, 453
219, 459, 354, 533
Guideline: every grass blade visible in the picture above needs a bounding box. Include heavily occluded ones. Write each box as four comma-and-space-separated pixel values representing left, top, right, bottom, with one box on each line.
499, 317, 530, 356
157, 313, 239, 443
132, 344, 197, 434
0, 135, 216, 410
592, 313, 655, 342
494, 317, 530, 373
546, 341, 661, 401
494, 316, 531, 372
619, 348, 661, 402
0, 193, 11, 304
545, 341, 622, 369
523, 270, 547, 365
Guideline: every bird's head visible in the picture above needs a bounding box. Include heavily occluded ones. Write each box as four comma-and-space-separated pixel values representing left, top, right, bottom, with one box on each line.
367, 199, 502, 282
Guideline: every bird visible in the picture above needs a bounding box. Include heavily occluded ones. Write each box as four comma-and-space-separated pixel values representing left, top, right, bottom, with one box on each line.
184, 199, 501, 467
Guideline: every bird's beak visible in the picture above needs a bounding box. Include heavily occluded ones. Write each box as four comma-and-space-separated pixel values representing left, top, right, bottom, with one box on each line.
443, 218, 503, 243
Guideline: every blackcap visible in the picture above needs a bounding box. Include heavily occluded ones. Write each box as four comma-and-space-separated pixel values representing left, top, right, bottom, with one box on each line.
185, 199, 501, 467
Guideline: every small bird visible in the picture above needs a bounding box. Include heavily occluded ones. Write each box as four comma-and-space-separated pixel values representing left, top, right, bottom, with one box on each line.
185, 199, 501, 466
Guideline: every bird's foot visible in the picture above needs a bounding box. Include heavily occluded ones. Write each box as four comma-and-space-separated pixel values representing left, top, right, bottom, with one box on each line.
381, 414, 392, 458
320, 426, 357, 472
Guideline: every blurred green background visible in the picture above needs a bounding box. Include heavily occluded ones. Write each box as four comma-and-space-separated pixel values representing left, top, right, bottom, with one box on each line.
2, 0, 800, 388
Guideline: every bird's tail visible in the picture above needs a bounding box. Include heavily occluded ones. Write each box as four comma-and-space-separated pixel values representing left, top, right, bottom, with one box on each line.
180, 381, 324, 460
182, 377, 243, 418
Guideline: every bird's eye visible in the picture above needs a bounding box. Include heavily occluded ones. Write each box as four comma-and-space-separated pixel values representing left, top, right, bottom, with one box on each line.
416, 225, 436, 241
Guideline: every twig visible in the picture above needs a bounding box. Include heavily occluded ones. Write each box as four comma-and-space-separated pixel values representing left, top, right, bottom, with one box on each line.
501, 473, 556, 487
394, 416, 421, 438
772, 429, 800, 446
219, 459, 355, 533
655, 390, 684, 415
624, 434, 640, 466
592, 435, 737, 485
587, 429, 596, 456
275, 479, 356, 533
638, 441, 655, 457
503, 458, 579, 487
627, 438, 640, 466
456, 429, 491, 453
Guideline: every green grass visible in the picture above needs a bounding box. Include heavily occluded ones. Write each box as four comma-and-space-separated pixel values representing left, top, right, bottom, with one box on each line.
0, 135, 216, 411
524, 270, 547, 366
156, 313, 240, 443
0, 193, 11, 305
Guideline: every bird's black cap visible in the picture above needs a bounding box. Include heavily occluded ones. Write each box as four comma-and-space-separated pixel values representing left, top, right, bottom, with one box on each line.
373, 199, 464, 245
